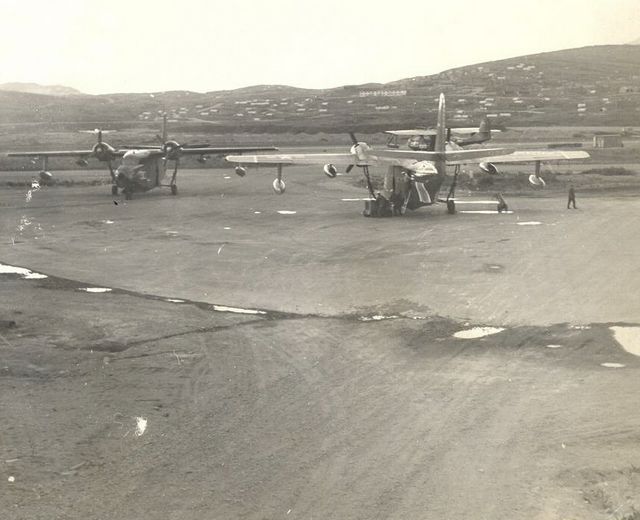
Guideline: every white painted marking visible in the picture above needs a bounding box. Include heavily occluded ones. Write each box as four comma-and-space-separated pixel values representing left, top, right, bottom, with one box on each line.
277, 210, 297, 215
135, 417, 147, 437
359, 315, 399, 321
601, 362, 625, 368
453, 327, 505, 339
517, 221, 542, 226
212, 305, 266, 315
0, 263, 48, 280
453, 200, 502, 204
459, 210, 514, 215
165, 298, 185, 303
79, 287, 112, 293
610, 326, 640, 357
546, 344, 564, 349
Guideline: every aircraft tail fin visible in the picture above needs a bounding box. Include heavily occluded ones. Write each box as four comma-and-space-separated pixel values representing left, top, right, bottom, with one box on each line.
435, 93, 446, 153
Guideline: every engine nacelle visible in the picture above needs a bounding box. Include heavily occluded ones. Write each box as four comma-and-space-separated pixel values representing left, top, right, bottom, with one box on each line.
479, 162, 499, 175
234, 166, 247, 177
528, 174, 546, 187
162, 140, 182, 160
272, 178, 286, 194
92, 142, 117, 162
323, 163, 338, 178
39, 171, 54, 185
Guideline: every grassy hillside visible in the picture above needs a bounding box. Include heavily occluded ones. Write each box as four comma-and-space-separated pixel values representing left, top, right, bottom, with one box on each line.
1, 45, 640, 135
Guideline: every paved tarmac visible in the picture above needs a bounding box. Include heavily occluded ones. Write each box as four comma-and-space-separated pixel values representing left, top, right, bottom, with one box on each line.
1, 168, 639, 519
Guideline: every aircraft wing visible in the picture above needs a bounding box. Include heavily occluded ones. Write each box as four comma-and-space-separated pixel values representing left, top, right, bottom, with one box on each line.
225, 152, 357, 166
7, 150, 98, 157
385, 128, 501, 137
448, 150, 590, 165
384, 129, 437, 137
178, 146, 278, 155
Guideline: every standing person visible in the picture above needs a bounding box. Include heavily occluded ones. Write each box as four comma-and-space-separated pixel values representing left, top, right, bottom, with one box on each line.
567, 185, 577, 209
496, 193, 508, 213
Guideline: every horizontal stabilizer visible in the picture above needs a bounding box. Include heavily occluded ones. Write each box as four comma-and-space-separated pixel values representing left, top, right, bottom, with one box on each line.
375, 147, 513, 162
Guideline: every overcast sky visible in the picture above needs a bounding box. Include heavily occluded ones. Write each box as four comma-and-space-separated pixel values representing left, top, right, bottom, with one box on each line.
1, 0, 638, 94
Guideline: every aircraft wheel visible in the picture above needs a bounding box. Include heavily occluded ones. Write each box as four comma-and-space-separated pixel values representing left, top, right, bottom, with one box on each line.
447, 200, 456, 214
171, 184, 178, 196
111, 185, 118, 196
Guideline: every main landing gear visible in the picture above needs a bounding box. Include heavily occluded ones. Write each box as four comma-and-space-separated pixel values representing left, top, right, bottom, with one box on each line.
444, 164, 460, 214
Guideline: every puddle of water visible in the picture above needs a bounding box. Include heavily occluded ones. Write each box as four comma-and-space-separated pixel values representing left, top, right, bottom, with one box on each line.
570, 325, 591, 330
546, 344, 564, 349
79, 287, 112, 293
212, 305, 266, 315
135, 417, 147, 437
359, 315, 399, 322
453, 327, 505, 339
165, 298, 185, 303
601, 362, 626, 368
610, 326, 640, 357
517, 221, 542, 226
0, 263, 48, 280
277, 210, 297, 215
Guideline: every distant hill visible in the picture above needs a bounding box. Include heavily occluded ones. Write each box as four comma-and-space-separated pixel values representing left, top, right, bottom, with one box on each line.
1, 45, 640, 131
0, 82, 84, 97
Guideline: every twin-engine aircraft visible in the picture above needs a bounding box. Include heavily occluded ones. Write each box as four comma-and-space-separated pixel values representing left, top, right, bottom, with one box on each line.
7, 116, 277, 199
226, 94, 589, 216
385, 117, 500, 150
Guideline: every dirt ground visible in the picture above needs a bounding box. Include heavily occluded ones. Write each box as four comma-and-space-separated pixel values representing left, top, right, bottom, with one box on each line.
1, 168, 640, 519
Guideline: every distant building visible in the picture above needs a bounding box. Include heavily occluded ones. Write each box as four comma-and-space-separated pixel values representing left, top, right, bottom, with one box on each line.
593, 134, 623, 148
359, 89, 407, 98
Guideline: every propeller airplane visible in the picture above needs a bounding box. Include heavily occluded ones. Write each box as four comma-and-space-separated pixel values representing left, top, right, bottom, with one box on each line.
8, 115, 277, 199
226, 93, 589, 216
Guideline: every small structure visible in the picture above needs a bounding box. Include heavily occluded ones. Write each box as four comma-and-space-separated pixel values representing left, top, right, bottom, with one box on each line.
593, 134, 623, 148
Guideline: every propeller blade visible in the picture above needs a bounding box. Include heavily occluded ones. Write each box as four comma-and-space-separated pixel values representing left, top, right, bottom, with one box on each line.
346, 164, 354, 173
348, 132, 358, 145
